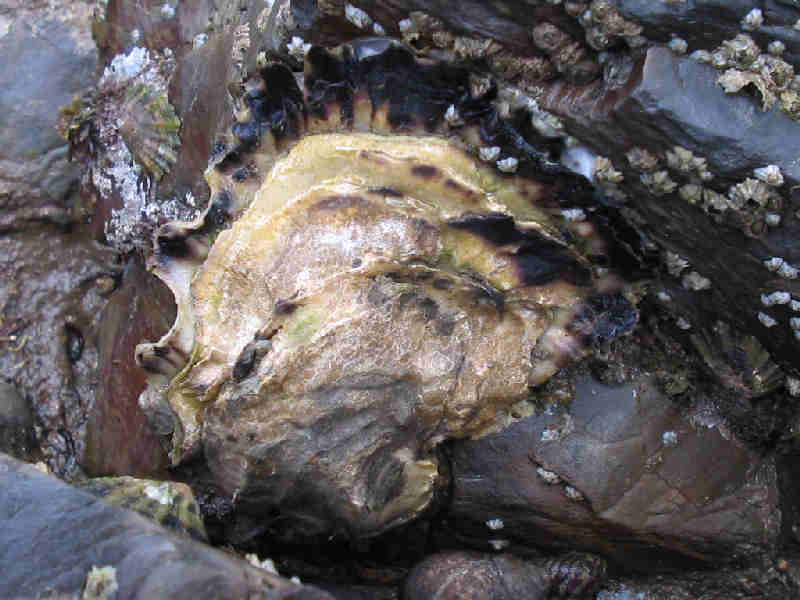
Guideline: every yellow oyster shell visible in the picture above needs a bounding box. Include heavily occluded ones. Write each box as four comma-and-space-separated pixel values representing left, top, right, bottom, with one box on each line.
139, 131, 601, 537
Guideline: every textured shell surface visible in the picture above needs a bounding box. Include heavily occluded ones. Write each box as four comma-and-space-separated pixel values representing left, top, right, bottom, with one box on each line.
136, 39, 634, 538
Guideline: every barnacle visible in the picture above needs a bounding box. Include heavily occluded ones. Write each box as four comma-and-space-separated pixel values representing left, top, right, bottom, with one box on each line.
690, 320, 784, 399
710, 33, 798, 119
625, 146, 659, 171
134, 40, 635, 538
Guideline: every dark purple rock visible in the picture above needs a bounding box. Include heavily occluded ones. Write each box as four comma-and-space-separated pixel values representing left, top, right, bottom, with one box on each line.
438, 365, 779, 571
0, 454, 335, 600
616, 1, 800, 69
403, 551, 605, 600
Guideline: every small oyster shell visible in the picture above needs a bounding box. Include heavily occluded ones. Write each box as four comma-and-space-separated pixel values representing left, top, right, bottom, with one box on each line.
136, 40, 632, 538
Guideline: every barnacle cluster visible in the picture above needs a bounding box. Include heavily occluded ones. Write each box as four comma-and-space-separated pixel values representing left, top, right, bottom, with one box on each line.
625, 139, 787, 237
709, 33, 800, 120
134, 39, 636, 538
396, 11, 558, 90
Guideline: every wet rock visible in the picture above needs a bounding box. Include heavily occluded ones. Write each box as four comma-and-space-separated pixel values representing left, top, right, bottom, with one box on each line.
616, 0, 800, 69
75, 475, 208, 541
403, 551, 605, 600
83, 259, 173, 478
0, 454, 335, 599
315, 584, 398, 600
439, 360, 779, 571
597, 556, 799, 599
0, 227, 120, 478
0, 381, 37, 461
0, 1, 97, 231
538, 46, 800, 377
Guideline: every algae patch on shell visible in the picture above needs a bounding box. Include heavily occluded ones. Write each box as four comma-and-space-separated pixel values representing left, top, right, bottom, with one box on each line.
135, 40, 634, 538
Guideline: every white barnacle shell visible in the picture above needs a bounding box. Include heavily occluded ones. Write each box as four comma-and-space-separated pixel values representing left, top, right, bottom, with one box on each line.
373, 22, 385, 35
728, 178, 776, 210
626, 146, 659, 171
479, 146, 501, 162
761, 291, 791, 306
765, 258, 785, 272
768, 40, 786, 57
398, 18, 416, 33
678, 183, 703, 205
787, 377, 800, 397
666, 146, 696, 172
703, 188, 728, 211
664, 251, 690, 277
662, 431, 678, 446
690, 49, 712, 63
564, 486, 584, 501
561, 208, 587, 222
594, 156, 624, 184
486, 518, 505, 530
489, 539, 510, 551
682, 271, 711, 291
742, 8, 764, 32
765, 212, 782, 227
753, 165, 784, 187
668, 37, 688, 55
641, 170, 677, 195
496, 156, 519, 173
444, 104, 463, 126
83, 567, 119, 600
536, 467, 561, 484
758, 312, 778, 328
676, 317, 692, 330
287, 36, 312, 61
344, 3, 372, 29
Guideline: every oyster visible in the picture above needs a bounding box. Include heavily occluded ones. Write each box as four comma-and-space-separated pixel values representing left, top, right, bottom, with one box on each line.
136, 40, 633, 538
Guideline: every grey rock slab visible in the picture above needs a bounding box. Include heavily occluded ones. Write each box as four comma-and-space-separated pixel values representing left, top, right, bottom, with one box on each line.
538, 46, 800, 374
617, 0, 800, 68
0, 454, 334, 600
0, 10, 97, 229
541, 46, 800, 184
441, 373, 779, 571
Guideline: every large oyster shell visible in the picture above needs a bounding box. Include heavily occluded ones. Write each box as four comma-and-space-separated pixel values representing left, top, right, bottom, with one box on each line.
136, 40, 633, 538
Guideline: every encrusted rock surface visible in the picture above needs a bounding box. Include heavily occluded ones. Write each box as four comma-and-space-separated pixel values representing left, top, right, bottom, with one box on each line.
75, 475, 208, 541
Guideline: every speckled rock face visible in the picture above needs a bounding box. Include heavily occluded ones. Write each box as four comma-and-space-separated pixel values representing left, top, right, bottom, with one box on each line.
135, 40, 635, 538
